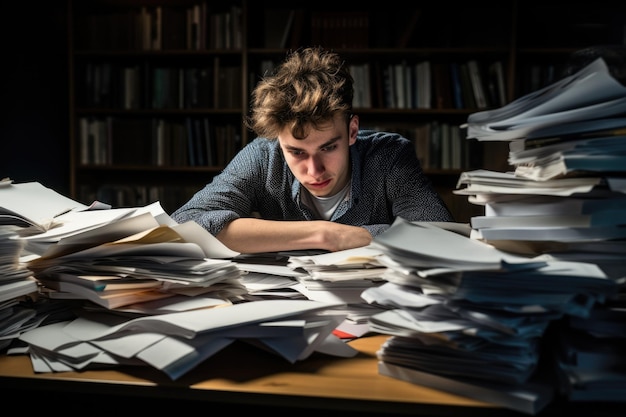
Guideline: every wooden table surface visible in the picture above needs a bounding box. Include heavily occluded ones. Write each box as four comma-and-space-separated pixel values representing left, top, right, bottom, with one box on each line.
0, 334, 509, 415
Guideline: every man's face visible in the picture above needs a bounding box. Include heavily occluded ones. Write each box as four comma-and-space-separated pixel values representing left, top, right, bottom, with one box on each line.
278, 113, 359, 198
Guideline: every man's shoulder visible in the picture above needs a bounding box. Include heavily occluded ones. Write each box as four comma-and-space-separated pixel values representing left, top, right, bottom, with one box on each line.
245, 137, 281, 153
356, 130, 411, 148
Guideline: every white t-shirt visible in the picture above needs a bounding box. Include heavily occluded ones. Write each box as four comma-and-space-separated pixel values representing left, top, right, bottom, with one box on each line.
301, 181, 351, 220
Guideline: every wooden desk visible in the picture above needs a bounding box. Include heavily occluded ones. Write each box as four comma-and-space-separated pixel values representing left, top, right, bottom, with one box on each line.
0, 334, 521, 416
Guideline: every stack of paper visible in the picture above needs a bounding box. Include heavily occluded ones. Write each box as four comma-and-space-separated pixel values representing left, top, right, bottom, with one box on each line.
16, 299, 357, 380
464, 58, 626, 143
454, 170, 626, 252
0, 225, 40, 351
553, 299, 626, 401
26, 212, 245, 310
286, 247, 391, 338
431, 54, 626, 408
364, 217, 620, 414
0, 181, 93, 233
0, 226, 37, 304
508, 117, 626, 181
286, 246, 386, 301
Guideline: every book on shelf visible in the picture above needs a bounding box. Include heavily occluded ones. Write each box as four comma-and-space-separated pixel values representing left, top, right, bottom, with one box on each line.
382, 64, 396, 109
137, 6, 162, 51
151, 6, 162, 50
428, 121, 442, 170
213, 59, 242, 109
459, 62, 477, 109
432, 62, 454, 109
206, 7, 241, 49
439, 122, 452, 170
393, 63, 407, 109
467, 60, 489, 109
184, 65, 214, 108
187, 3, 202, 50
488, 60, 507, 107
415, 60, 431, 109
412, 123, 431, 170
350, 62, 372, 109
449, 62, 465, 109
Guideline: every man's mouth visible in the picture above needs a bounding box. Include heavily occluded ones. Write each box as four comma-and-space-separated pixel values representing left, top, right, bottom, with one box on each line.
308, 179, 332, 189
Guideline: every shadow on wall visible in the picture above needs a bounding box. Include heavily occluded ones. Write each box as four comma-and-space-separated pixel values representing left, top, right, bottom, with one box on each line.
0, 1, 70, 196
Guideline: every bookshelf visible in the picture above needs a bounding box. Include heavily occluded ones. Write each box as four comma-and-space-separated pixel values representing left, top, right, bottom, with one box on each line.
68, 0, 626, 220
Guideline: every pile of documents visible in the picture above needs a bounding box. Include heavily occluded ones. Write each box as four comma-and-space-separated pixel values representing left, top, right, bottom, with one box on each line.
464, 57, 626, 144
233, 247, 390, 339
26, 211, 246, 311
367, 56, 626, 414
454, 169, 626, 253
17, 298, 356, 380
0, 226, 37, 305
0, 225, 40, 352
364, 218, 619, 414
0, 181, 361, 379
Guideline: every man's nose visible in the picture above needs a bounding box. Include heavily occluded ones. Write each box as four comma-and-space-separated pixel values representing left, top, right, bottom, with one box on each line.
307, 155, 324, 176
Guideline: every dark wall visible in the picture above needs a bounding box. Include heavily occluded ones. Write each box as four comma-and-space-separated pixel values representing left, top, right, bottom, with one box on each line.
0, 1, 70, 196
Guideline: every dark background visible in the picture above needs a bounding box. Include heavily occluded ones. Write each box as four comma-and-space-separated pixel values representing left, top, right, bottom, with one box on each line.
1, 1, 70, 195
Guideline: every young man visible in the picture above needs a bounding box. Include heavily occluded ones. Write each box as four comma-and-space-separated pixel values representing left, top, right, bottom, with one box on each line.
171, 46, 453, 253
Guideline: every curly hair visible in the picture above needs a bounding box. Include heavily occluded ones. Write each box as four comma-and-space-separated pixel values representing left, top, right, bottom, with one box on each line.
244, 46, 354, 139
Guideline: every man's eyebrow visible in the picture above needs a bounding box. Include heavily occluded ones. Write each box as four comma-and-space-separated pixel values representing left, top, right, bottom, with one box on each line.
284, 136, 341, 152
318, 136, 341, 149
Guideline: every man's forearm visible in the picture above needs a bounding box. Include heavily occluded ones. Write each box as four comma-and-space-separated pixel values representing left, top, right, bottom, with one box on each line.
216, 218, 372, 253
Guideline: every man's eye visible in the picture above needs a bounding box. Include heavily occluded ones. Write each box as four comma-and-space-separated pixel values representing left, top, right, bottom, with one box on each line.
321, 144, 337, 152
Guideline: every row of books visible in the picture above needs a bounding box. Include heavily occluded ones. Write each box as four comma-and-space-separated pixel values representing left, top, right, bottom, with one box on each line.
75, 3, 243, 51
348, 59, 507, 110
310, 11, 370, 49
364, 122, 475, 171
78, 117, 242, 168
264, 9, 372, 50
78, 57, 509, 112
262, 6, 510, 50
77, 60, 242, 110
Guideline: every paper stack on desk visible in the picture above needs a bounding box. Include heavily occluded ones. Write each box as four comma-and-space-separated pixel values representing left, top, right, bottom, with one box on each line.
464, 57, 626, 143
0, 181, 365, 380
368, 55, 626, 413
0, 225, 39, 352
16, 298, 357, 380
365, 218, 619, 414
26, 207, 246, 311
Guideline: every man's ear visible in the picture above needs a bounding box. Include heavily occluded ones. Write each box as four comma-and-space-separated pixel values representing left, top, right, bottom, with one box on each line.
348, 115, 359, 145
